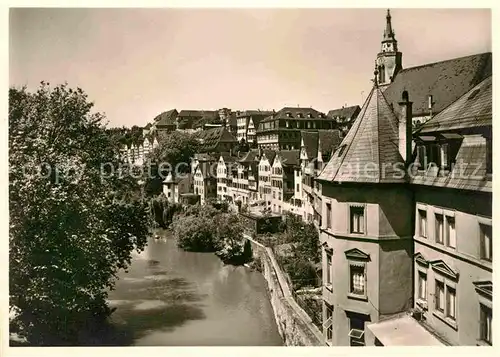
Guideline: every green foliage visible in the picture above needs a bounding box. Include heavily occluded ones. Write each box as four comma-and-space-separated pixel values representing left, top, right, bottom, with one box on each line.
171, 205, 222, 252
149, 194, 183, 228
282, 213, 320, 263
282, 256, 318, 290
106, 125, 143, 147
171, 205, 250, 264
9, 83, 149, 345
144, 131, 199, 197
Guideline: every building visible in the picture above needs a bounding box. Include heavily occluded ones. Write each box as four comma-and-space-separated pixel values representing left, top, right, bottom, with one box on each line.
192, 154, 217, 206
326, 105, 361, 136
270, 150, 300, 214
316, 9, 492, 347
395, 75, 492, 346
176, 110, 218, 131
152, 109, 179, 133
216, 154, 238, 203
375, 13, 491, 129
163, 171, 190, 204
317, 73, 417, 346
236, 110, 274, 143
193, 126, 237, 154
300, 130, 342, 224
256, 107, 334, 150
258, 150, 277, 210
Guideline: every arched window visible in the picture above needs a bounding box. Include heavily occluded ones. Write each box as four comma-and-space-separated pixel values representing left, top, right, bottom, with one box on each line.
379, 65, 385, 83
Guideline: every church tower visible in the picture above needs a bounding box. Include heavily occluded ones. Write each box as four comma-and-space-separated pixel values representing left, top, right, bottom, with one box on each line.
375, 9, 402, 86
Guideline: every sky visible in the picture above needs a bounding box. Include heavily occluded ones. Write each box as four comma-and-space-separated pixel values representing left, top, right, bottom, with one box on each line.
9, 8, 491, 128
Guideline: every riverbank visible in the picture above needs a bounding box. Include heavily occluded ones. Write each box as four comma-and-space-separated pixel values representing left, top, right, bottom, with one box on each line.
246, 236, 324, 346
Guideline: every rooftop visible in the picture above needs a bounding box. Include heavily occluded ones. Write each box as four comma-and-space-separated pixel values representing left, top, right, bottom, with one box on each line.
417, 75, 492, 133
383, 52, 492, 117
318, 84, 405, 184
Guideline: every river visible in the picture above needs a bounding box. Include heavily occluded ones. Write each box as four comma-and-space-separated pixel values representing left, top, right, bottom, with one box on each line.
106, 230, 283, 346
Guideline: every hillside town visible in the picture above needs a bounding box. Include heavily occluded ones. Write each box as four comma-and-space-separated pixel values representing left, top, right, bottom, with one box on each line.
118, 9, 492, 347
9, 8, 492, 348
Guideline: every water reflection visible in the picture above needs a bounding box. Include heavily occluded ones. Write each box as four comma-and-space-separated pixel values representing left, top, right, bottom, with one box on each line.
105, 231, 283, 346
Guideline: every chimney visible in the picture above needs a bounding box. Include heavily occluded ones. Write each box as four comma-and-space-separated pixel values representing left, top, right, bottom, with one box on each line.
398, 90, 413, 163
428, 95, 434, 117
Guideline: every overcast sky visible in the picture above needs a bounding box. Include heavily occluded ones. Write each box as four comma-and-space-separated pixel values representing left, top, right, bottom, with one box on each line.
9, 8, 491, 128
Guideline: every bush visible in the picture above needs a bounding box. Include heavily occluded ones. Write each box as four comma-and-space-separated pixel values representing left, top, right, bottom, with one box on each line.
284, 256, 318, 290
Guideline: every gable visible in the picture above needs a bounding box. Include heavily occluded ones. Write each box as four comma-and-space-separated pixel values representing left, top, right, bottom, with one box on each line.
431, 260, 459, 280
414, 252, 429, 267
345, 248, 370, 261
473, 281, 492, 299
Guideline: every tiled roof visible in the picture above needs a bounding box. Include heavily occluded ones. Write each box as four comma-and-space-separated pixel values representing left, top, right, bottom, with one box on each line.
219, 154, 239, 163
261, 107, 326, 123
239, 149, 260, 163
318, 84, 405, 184
410, 135, 491, 192
237, 110, 275, 117
262, 150, 277, 165
193, 127, 237, 152
327, 105, 361, 120
194, 153, 216, 161
178, 110, 209, 117
154, 109, 178, 127
177, 110, 217, 129
301, 131, 319, 159
383, 52, 492, 117
277, 150, 301, 167
318, 129, 343, 158
417, 76, 492, 133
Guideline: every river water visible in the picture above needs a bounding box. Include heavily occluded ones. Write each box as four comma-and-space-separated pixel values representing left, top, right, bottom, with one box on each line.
106, 230, 283, 346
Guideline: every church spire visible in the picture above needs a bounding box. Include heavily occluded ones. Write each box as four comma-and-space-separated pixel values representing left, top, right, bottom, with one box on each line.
374, 8, 402, 86
384, 9, 395, 40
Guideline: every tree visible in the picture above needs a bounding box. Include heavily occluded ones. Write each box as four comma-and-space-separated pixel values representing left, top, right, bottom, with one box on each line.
9, 83, 149, 345
144, 131, 199, 197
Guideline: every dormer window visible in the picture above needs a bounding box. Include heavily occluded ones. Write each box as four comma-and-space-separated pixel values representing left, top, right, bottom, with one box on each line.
286, 112, 292, 118
297, 113, 303, 118
307, 113, 312, 118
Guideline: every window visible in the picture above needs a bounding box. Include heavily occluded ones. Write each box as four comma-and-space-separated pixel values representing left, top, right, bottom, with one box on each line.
349, 265, 366, 296
440, 143, 449, 169
418, 209, 427, 237
435, 280, 445, 312
479, 224, 492, 261
326, 203, 332, 229
296, 183, 299, 192
479, 304, 492, 345
486, 136, 492, 174
324, 302, 333, 344
418, 271, 427, 301
350, 206, 365, 234
446, 286, 456, 320
435, 214, 444, 244
325, 250, 333, 286
445, 216, 456, 249
348, 317, 365, 346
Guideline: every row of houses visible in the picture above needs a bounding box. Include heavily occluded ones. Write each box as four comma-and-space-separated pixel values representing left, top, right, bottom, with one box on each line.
155, 9, 492, 347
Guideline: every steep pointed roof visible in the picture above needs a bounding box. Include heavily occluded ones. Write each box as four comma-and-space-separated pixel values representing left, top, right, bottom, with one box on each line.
383, 9, 396, 41
317, 84, 405, 184
318, 129, 343, 158
417, 75, 492, 133
301, 131, 319, 159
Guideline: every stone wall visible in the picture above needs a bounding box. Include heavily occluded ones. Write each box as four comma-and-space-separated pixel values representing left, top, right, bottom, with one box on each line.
249, 238, 323, 346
